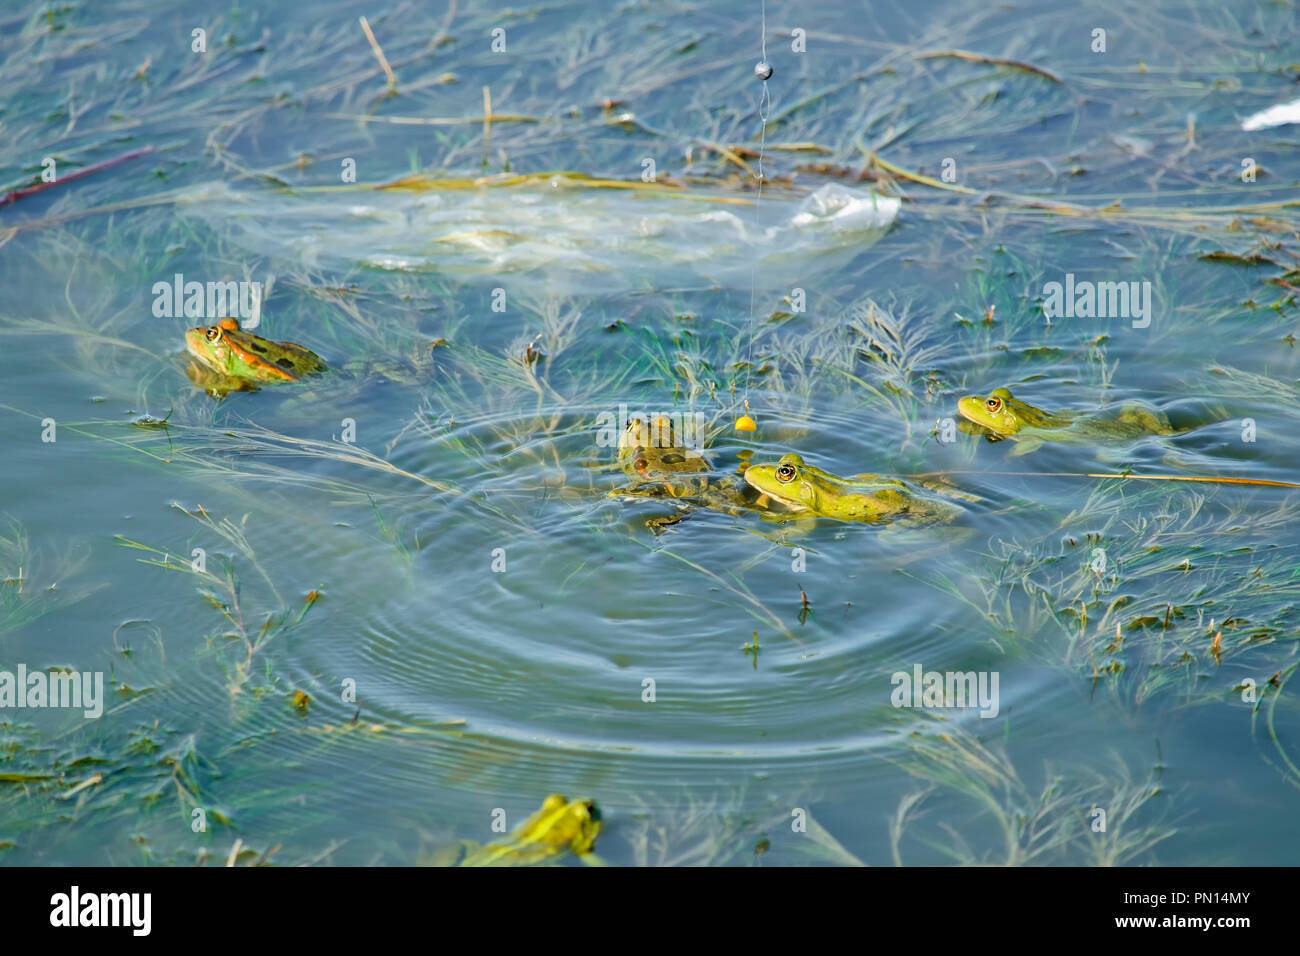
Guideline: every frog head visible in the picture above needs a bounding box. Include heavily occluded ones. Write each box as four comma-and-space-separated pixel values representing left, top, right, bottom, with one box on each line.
956, 387, 1046, 436
742, 453, 819, 511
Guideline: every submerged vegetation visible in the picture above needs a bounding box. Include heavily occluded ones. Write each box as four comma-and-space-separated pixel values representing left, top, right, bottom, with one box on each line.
1, 0, 1299, 864
891, 719, 1178, 866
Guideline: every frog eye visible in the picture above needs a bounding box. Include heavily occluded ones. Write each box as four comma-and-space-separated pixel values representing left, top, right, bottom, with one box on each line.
205, 326, 223, 342
985, 396, 1003, 413
776, 463, 797, 483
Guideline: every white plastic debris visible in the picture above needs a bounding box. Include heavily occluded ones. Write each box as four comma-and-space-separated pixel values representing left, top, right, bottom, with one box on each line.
1241, 98, 1300, 131
185, 175, 900, 296
789, 182, 900, 233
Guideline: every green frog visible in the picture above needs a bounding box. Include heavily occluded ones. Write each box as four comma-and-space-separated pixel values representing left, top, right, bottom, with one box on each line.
743, 453, 962, 524
428, 794, 603, 867
184, 317, 326, 396
957, 387, 1174, 455
609, 415, 760, 531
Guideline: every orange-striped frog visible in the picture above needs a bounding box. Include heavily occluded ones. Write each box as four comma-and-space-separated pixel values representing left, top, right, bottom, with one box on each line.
184, 318, 326, 395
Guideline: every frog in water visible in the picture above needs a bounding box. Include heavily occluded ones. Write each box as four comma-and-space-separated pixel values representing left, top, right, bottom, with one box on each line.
743, 453, 962, 524
609, 415, 759, 531
957, 387, 1175, 455
184, 317, 326, 396
428, 794, 603, 867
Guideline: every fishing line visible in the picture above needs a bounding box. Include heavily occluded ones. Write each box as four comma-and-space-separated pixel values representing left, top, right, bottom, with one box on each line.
908, 470, 1300, 489
737, 0, 770, 433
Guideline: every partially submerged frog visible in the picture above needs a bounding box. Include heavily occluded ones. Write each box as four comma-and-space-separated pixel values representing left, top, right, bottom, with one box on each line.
743, 453, 962, 524
957, 387, 1175, 455
609, 415, 760, 531
429, 794, 603, 867
184, 317, 326, 396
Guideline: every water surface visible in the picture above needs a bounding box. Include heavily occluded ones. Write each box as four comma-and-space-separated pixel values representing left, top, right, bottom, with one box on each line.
1, 0, 1298, 865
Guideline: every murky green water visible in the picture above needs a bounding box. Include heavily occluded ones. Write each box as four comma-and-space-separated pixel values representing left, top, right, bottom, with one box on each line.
2, 0, 1298, 865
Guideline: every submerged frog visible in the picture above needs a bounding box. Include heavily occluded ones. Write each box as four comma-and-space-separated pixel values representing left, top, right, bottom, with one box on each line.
743, 453, 962, 524
609, 416, 760, 531
957, 387, 1174, 455
429, 794, 603, 867
184, 317, 326, 396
